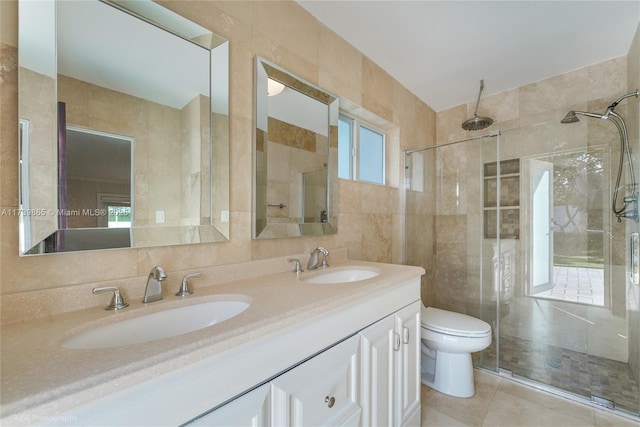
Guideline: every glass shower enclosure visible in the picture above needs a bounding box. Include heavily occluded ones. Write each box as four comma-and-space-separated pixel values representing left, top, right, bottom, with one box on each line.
405, 97, 640, 416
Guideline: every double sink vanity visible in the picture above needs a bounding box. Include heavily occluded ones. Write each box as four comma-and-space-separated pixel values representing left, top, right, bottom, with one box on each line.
10, 1, 425, 423
1, 255, 424, 426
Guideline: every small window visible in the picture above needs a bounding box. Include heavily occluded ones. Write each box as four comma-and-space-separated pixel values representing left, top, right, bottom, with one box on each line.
338, 114, 385, 185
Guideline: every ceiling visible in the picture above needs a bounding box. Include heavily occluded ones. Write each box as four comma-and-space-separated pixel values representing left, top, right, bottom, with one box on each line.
297, 1, 640, 112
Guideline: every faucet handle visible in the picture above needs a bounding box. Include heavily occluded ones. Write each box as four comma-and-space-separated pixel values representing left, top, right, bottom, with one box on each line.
318, 247, 330, 268
93, 286, 129, 310
176, 272, 201, 297
287, 258, 304, 274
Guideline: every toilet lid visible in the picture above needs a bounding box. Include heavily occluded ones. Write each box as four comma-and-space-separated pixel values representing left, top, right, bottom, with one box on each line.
421, 306, 491, 338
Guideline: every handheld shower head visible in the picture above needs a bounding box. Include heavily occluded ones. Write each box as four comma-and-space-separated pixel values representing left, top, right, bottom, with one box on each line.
560, 110, 606, 124
560, 89, 640, 222
561, 90, 638, 124
560, 111, 579, 124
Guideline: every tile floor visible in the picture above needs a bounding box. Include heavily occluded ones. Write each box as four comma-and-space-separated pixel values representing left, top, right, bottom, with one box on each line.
495, 334, 640, 413
421, 370, 640, 426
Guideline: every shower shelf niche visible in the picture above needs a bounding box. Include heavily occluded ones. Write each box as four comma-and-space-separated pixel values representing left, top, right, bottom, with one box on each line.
483, 159, 520, 239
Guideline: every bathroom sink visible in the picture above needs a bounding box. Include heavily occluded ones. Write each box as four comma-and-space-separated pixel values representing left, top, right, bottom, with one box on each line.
63, 297, 250, 349
302, 267, 380, 284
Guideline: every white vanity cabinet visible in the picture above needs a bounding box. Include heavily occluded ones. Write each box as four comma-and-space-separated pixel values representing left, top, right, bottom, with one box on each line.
189, 335, 361, 427
190, 302, 421, 427
359, 301, 421, 427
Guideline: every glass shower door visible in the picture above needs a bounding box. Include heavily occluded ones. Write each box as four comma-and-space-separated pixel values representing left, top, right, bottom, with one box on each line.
494, 99, 640, 415
404, 98, 640, 417
404, 133, 501, 372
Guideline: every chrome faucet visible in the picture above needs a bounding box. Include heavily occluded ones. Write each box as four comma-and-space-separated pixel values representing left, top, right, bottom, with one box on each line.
307, 247, 329, 270
143, 266, 167, 303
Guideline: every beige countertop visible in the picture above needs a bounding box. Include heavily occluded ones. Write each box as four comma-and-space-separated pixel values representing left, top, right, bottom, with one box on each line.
0, 259, 424, 424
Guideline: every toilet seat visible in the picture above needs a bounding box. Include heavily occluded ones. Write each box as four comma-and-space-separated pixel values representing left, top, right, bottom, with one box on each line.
421, 306, 491, 338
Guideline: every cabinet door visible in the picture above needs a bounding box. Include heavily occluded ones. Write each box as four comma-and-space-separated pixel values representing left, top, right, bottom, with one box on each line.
359, 314, 396, 426
271, 335, 361, 427
187, 383, 270, 426
395, 302, 421, 426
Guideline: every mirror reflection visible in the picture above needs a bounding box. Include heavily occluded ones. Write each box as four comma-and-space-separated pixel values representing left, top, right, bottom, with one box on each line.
254, 57, 339, 239
18, 0, 230, 255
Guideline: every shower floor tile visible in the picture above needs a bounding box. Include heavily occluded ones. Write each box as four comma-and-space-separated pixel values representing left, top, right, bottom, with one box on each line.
533, 266, 605, 306
487, 334, 640, 414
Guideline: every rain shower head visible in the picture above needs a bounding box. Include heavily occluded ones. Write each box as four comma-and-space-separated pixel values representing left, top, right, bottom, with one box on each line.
462, 80, 494, 131
461, 115, 494, 131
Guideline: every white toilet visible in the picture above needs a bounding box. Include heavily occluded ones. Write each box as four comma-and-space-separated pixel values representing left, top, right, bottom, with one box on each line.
420, 306, 492, 398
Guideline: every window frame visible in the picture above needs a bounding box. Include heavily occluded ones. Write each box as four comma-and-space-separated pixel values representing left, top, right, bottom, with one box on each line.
338, 112, 386, 185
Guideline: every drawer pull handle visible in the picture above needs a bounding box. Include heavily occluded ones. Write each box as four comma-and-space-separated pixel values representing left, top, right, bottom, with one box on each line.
325, 396, 335, 408
403, 326, 409, 344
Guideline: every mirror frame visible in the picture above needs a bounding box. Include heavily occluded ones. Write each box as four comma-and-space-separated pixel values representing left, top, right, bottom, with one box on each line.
17, 0, 230, 255
253, 57, 339, 239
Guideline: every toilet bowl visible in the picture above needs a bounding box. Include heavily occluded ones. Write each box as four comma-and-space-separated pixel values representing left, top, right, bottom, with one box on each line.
421, 306, 492, 398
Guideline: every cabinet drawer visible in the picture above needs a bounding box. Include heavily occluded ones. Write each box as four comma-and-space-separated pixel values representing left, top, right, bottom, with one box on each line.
272, 335, 361, 427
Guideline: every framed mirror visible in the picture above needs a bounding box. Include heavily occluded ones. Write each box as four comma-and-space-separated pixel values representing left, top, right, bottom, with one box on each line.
253, 57, 339, 239
18, 0, 229, 255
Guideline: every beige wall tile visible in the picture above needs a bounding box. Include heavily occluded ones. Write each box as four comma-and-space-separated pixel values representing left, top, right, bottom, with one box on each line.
1, 42, 18, 208
161, 1, 253, 41
252, 28, 318, 86
361, 213, 392, 263
318, 25, 363, 105
520, 68, 589, 117
477, 88, 520, 126
417, 100, 437, 136
362, 57, 394, 122
436, 104, 468, 144
253, 1, 319, 67
586, 56, 627, 102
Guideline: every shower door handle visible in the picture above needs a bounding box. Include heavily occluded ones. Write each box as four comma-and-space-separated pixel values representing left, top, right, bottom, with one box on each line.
631, 232, 639, 285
